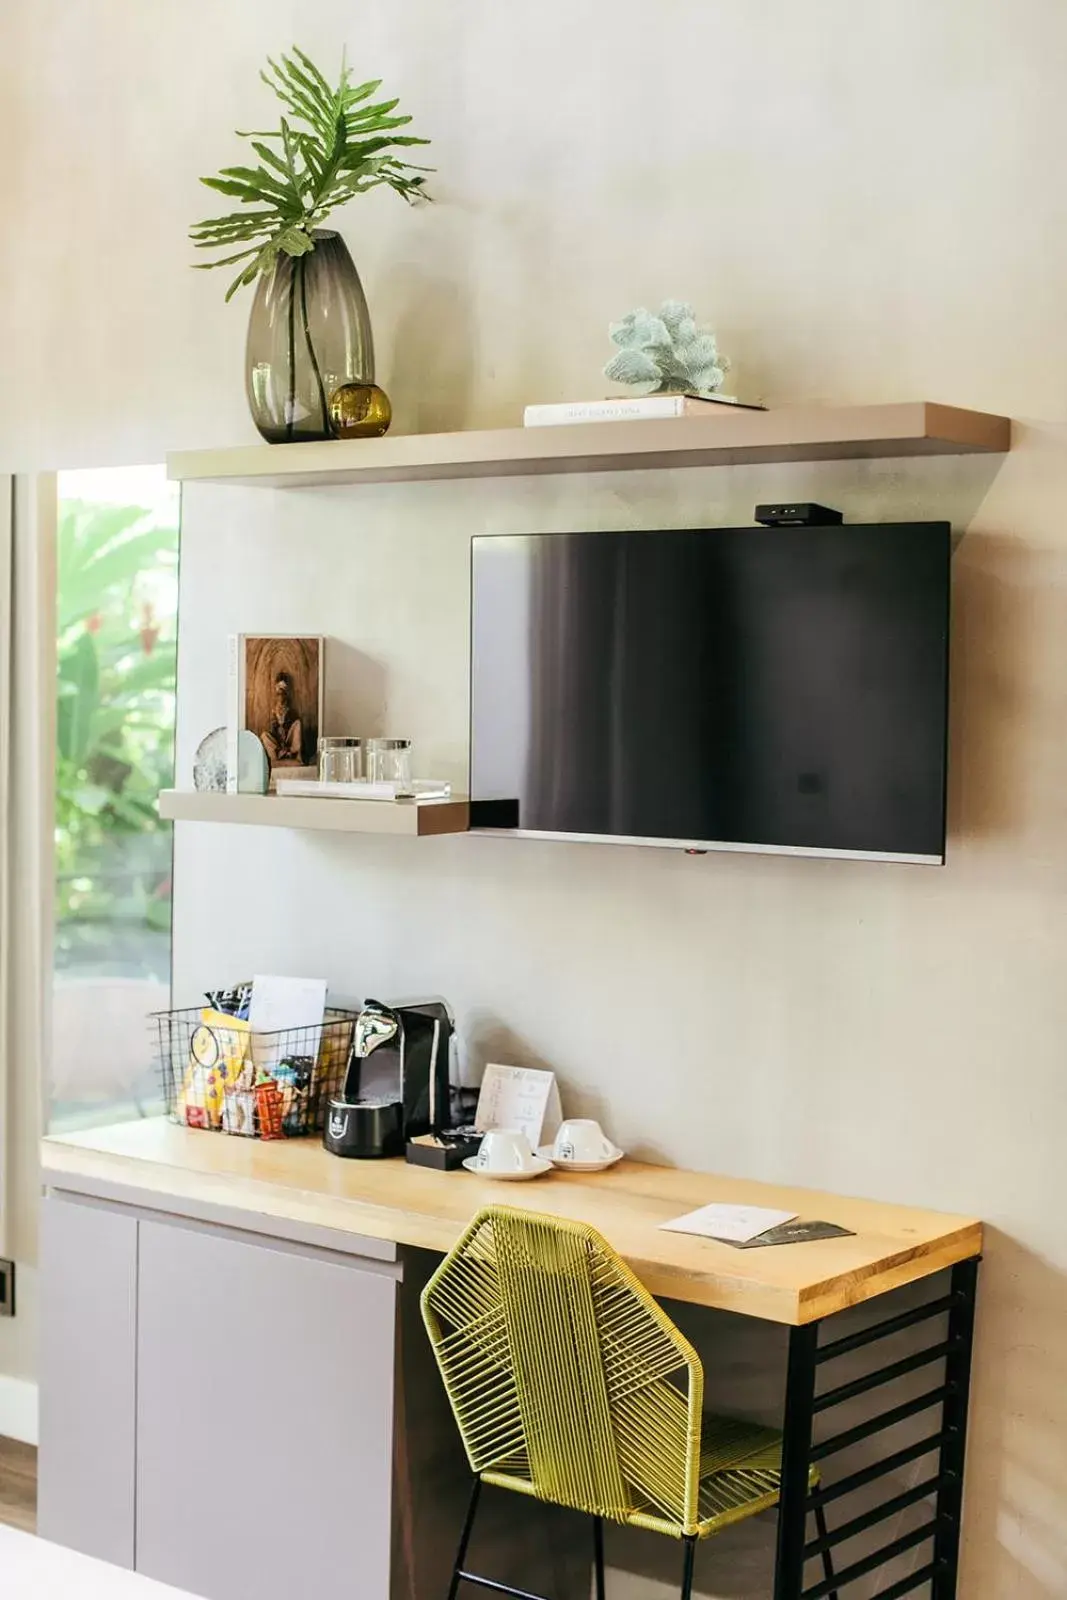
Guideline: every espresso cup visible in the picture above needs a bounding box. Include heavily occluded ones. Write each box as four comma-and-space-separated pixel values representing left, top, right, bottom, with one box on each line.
474, 1128, 538, 1175
552, 1119, 617, 1165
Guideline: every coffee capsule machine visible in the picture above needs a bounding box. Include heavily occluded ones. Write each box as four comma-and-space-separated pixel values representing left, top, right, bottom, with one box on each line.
324, 998, 473, 1164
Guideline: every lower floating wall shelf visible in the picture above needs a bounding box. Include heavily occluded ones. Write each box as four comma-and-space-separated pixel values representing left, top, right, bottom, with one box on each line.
157, 790, 470, 838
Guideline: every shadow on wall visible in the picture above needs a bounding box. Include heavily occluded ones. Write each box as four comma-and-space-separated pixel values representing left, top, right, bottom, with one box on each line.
462, 1010, 554, 1086
948, 530, 1025, 848
962, 1228, 1067, 1598
321, 642, 389, 741
386, 257, 478, 436
462, 1011, 682, 1164
948, 418, 1067, 870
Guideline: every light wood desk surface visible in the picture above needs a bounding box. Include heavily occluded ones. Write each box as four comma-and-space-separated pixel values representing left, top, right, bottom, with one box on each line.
42, 1120, 981, 1325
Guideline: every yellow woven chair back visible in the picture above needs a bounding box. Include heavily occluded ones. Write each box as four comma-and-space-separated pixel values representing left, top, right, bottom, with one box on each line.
421, 1206, 704, 1529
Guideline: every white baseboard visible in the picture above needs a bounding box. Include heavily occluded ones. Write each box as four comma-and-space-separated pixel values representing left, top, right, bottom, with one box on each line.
0, 1374, 38, 1445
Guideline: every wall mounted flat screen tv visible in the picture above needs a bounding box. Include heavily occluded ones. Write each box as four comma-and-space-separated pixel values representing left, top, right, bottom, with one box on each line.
470, 523, 951, 864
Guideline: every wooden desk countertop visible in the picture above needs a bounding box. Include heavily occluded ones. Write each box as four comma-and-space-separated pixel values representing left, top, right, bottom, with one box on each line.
42, 1120, 982, 1326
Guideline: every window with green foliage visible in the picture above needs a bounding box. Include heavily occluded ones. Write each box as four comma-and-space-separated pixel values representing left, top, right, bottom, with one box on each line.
51, 466, 179, 1129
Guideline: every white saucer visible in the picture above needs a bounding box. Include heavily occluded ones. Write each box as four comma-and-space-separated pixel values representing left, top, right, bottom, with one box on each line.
537, 1146, 625, 1173
462, 1155, 553, 1181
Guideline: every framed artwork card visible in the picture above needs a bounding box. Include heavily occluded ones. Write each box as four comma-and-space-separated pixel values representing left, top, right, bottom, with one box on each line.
228, 634, 324, 790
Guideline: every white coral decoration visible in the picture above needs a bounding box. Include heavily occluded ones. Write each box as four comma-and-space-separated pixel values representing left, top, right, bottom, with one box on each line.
604, 300, 729, 397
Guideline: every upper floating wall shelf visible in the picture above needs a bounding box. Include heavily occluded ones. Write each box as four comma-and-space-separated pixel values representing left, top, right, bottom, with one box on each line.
168, 402, 1011, 491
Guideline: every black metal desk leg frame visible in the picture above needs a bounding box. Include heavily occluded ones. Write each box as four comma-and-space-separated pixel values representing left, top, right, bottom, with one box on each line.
932, 1259, 979, 1598
774, 1322, 821, 1600
773, 1260, 980, 1600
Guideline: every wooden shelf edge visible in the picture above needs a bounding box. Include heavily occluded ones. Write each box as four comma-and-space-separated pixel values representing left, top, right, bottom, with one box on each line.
168, 402, 1012, 490
157, 789, 470, 837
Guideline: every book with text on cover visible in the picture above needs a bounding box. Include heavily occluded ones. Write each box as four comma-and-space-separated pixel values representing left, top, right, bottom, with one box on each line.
523, 393, 766, 427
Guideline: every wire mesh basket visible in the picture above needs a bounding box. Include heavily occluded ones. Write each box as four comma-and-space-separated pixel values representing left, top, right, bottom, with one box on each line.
153, 1006, 356, 1139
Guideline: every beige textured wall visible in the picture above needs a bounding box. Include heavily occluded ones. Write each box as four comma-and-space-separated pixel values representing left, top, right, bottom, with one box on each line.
3, 1, 1067, 1593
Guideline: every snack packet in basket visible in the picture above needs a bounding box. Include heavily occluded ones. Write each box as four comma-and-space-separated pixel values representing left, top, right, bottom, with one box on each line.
179, 1010, 253, 1129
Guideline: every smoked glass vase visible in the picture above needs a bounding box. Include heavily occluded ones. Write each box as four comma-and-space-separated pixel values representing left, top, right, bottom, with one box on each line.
245, 231, 375, 444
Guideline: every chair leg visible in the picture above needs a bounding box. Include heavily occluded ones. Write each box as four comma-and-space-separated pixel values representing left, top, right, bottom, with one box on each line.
592, 1515, 606, 1600
680, 1535, 697, 1600
812, 1504, 838, 1600
447, 1477, 483, 1600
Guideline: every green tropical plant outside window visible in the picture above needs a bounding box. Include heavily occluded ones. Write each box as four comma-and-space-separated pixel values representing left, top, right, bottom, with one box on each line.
56, 473, 179, 976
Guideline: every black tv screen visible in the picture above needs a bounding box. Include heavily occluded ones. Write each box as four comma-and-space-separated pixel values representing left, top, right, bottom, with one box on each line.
470, 523, 951, 864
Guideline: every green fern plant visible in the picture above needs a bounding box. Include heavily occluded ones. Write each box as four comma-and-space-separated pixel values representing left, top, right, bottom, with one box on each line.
191, 47, 431, 300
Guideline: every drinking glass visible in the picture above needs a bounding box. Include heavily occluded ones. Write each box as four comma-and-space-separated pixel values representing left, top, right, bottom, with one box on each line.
365, 739, 412, 787
318, 737, 363, 784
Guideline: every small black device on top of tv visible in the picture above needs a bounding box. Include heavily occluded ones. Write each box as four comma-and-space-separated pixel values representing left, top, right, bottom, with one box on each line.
470, 521, 952, 865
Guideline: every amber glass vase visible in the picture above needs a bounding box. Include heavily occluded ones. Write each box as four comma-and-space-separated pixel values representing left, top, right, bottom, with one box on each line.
245, 231, 374, 444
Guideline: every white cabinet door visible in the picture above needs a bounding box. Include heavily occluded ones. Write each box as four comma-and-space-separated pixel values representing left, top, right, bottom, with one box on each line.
38, 1194, 138, 1568
135, 1219, 397, 1600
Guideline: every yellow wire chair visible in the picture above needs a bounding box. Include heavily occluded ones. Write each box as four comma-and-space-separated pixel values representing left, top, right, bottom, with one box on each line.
421, 1206, 837, 1600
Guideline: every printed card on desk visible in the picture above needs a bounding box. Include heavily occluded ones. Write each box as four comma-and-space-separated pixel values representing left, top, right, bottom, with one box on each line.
659, 1203, 798, 1245
475, 1063, 562, 1147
